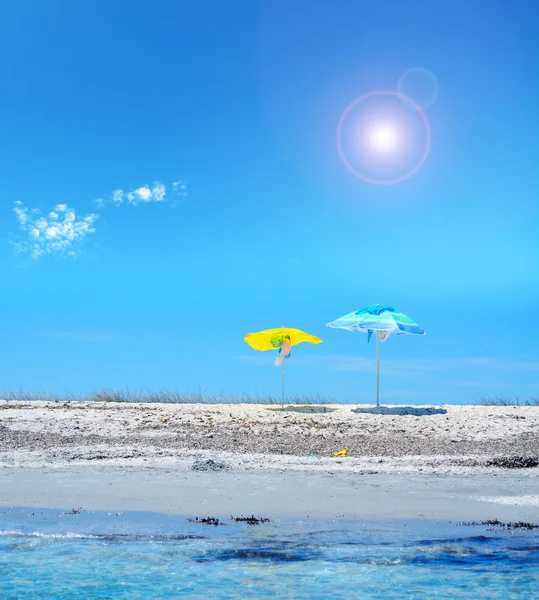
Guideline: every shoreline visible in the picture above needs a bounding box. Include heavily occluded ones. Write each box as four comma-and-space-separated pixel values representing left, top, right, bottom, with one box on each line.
1, 401, 538, 523
1, 464, 538, 522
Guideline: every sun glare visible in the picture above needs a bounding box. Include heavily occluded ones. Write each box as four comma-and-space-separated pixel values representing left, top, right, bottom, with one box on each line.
337, 90, 431, 185
368, 123, 399, 152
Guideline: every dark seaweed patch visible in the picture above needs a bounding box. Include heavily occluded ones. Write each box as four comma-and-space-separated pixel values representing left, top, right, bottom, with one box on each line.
191, 459, 229, 472
460, 520, 539, 530
187, 517, 222, 526
485, 457, 539, 469
231, 515, 270, 525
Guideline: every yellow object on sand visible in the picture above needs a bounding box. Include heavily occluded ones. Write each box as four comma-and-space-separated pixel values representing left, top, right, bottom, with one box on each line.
244, 327, 322, 351
334, 449, 349, 457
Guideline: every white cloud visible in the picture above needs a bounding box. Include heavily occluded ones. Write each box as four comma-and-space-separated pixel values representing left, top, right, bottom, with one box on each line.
95, 179, 183, 207
172, 180, 188, 197
151, 182, 166, 201
13, 200, 28, 225
134, 186, 153, 201
11, 201, 98, 259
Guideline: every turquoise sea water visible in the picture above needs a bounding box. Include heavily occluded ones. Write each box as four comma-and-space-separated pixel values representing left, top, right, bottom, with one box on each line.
1, 508, 538, 599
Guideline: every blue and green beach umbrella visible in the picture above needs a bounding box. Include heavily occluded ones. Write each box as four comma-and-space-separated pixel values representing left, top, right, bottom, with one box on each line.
326, 304, 425, 406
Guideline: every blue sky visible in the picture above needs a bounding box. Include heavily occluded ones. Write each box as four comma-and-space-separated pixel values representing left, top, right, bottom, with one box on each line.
0, 0, 537, 404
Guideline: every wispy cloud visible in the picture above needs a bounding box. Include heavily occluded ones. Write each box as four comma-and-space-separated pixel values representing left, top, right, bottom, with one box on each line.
235, 355, 276, 366
236, 354, 539, 376
95, 179, 187, 207
172, 180, 188, 197
43, 331, 117, 342
320, 355, 539, 375
11, 201, 98, 259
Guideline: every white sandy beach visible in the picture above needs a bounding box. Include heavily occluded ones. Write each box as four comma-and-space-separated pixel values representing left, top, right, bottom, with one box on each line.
1, 401, 538, 521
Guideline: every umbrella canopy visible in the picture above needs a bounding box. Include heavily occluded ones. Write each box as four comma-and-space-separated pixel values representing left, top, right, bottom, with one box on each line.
244, 327, 322, 352
326, 304, 425, 338
326, 304, 425, 406
244, 327, 322, 409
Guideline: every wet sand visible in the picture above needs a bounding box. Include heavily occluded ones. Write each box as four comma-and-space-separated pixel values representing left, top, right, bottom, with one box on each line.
1, 465, 538, 522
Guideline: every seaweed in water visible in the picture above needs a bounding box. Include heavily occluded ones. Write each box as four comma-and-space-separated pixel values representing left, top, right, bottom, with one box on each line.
460, 519, 539, 530
187, 517, 222, 526
231, 515, 271, 525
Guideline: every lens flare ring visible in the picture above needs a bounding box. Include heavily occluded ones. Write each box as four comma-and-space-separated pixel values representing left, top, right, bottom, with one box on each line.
397, 68, 439, 109
336, 90, 431, 185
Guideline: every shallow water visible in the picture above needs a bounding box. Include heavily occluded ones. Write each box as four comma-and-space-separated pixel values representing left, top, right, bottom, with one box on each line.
1, 508, 538, 599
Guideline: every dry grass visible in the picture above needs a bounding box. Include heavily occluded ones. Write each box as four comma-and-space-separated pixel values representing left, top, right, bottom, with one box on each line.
0, 387, 336, 405
4, 389, 537, 407
476, 395, 539, 407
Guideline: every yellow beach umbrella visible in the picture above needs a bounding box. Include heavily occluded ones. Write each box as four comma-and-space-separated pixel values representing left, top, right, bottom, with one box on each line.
244, 327, 322, 409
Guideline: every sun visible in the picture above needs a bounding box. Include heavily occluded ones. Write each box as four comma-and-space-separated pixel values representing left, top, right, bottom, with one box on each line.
337, 90, 431, 184
368, 123, 399, 152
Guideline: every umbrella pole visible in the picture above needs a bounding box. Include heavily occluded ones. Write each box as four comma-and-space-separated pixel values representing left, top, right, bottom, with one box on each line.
376, 335, 380, 407
281, 362, 285, 410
